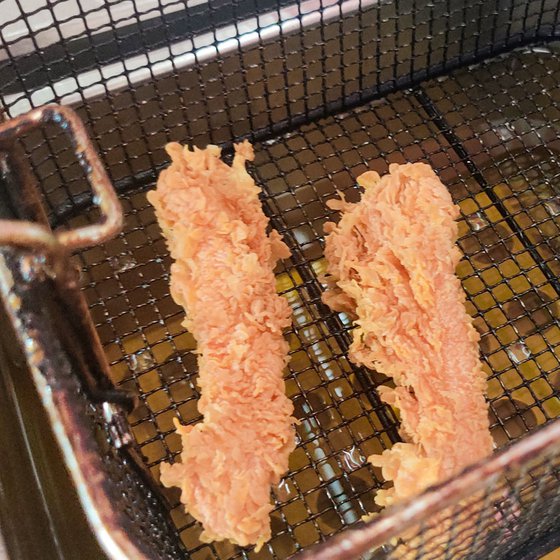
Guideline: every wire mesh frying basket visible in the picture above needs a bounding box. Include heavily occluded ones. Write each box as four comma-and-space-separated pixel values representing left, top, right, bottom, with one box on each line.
0, 1, 560, 559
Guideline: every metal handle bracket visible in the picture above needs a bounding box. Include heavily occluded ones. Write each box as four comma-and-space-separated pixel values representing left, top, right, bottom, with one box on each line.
0, 104, 123, 253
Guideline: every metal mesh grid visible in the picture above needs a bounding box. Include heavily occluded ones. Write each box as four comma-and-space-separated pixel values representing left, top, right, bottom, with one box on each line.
379, 444, 560, 560
50, 44, 560, 559
2, 1, 560, 559
86, 401, 187, 559
3, 0, 560, 224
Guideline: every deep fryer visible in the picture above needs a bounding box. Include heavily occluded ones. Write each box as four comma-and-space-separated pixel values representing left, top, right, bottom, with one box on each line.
0, 1, 559, 559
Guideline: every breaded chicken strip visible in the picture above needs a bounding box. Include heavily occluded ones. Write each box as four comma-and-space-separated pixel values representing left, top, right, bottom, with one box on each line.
322, 163, 493, 507
149, 141, 295, 548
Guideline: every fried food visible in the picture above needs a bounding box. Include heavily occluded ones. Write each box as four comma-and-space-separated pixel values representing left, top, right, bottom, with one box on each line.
148, 141, 295, 548
322, 163, 493, 507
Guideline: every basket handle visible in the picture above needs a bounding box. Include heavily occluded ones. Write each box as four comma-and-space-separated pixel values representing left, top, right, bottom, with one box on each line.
0, 104, 123, 253
0, 104, 135, 426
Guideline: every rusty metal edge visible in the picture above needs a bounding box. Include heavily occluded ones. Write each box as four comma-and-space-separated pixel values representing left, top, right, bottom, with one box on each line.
0, 106, 162, 559
295, 418, 560, 560
0, 250, 152, 560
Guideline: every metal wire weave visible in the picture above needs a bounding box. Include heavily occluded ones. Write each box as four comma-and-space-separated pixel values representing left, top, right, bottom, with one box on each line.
1, 1, 560, 559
